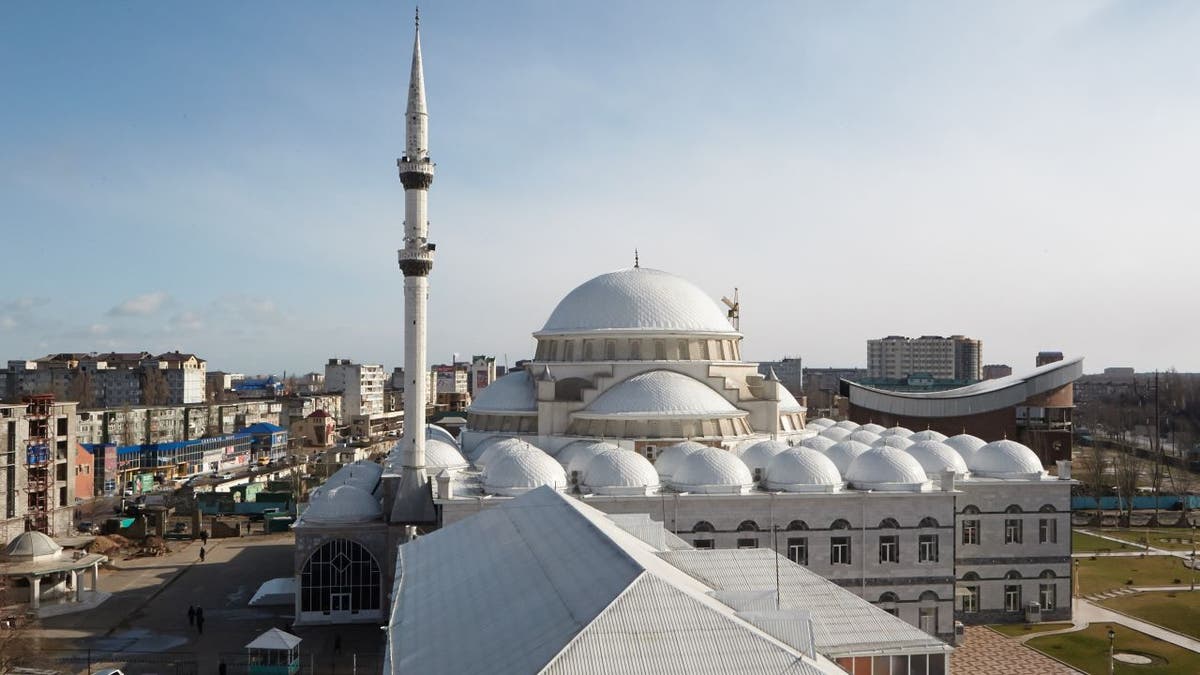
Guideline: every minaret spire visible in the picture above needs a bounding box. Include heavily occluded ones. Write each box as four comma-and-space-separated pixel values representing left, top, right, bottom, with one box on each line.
406, 9, 428, 161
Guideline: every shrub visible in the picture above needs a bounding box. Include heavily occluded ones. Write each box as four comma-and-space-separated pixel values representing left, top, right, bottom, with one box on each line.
1126, 579, 1134, 585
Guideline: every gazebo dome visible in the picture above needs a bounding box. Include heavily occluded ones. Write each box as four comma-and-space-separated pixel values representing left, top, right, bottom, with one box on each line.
833, 420, 860, 431
909, 429, 948, 442
859, 423, 887, 434
475, 437, 541, 469
847, 429, 881, 445
483, 450, 568, 496
846, 447, 930, 492
806, 418, 836, 430
872, 435, 915, 451
969, 440, 1045, 479
879, 426, 915, 438
823, 440, 872, 475
301, 484, 382, 524
819, 427, 852, 442
906, 440, 969, 477
766, 448, 843, 493
654, 440, 709, 479
670, 447, 753, 494
424, 438, 469, 472
737, 439, 791, 479
799, 435, 837, 453
466, 370, 536, 414
944, 434, 987, 463
558, 440, 622, 477
1, 531, 63, 562
582, 450, 660, 495
536, 268, 738, 336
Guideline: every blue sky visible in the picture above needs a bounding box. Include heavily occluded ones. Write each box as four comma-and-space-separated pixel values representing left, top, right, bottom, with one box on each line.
2, 1, 1199, 374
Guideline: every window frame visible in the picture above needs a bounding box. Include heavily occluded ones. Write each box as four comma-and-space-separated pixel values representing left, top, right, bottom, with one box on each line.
787, 537, 808, 565
962, 519, 980, 545
879, 535, 899, 564
1004, 518, 1023, 544
831, 536, 852, 565
918, 534, 939, 563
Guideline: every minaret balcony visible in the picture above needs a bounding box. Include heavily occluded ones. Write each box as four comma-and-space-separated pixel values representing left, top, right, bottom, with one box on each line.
398, 158, 435, 189
398, 247, 435, 276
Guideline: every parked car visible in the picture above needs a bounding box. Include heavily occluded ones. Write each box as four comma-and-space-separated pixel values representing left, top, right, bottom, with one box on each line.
220, 472, 233, 480
76, 521, 99, 534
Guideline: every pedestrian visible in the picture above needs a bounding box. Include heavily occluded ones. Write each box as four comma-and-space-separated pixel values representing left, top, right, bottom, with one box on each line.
334, 632, 342, 655
187, 605, 195, 626
200, 530, 208, 545
199, 545, 206, 562
196, 607, 205, 634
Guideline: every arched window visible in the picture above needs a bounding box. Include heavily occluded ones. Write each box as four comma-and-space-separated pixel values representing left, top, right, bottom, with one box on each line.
1039, 504, 1057, 513
1005, 570, 1022, 580
1005, 504, 1023, 514
300, 538, 382, 616
879, 592, 899, 603
1039, 569, 1056, 579
919, 517, 939, 528
737, 520, 760, 532
962, 571, 981, 581
786, 520, 809, 531
962, 505, 981, 515
693, 521, 715, 533
879, 518, 900, 529
831, 519, 851, 530
919, 590, 939, 602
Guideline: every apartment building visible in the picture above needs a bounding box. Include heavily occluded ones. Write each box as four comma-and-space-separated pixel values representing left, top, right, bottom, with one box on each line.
325, 359, 385, 418
0, 396, 79, 541
4, 351, 207, 407
867, 335, 982, 382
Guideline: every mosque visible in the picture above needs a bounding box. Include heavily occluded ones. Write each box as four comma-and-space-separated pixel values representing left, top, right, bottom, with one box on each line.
291, 16, 1075, 647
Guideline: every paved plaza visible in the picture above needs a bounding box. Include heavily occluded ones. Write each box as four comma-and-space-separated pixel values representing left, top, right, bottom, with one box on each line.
951, 626, 1081, 675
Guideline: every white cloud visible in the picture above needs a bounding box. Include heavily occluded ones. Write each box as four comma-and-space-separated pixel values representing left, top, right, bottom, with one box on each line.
0, 315, 15, 330
168, 311, 205, 332
109, 291, 170, 317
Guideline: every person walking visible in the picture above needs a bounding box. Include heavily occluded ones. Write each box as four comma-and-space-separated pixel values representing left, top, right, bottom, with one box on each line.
200, 530, 208, 545
187, 605, 195, 626
196, 607, 205, 634
199, 545, 206, 562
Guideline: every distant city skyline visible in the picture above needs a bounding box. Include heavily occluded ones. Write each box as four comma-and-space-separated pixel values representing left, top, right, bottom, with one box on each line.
3, 1, 1199, 373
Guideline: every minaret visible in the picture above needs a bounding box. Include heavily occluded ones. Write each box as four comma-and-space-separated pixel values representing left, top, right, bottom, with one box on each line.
393, 11, 437, 526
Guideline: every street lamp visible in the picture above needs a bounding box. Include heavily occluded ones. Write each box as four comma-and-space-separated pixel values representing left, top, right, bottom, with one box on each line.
1074, 559, 1080, 600
1108, 628, 1116, 675
1192, 523, 1196, 592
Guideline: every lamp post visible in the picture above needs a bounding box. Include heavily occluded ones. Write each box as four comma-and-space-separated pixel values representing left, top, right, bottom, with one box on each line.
1192, 523, 1196, 592
1108, 628, 1116, 675
1074, 559, 1080, 600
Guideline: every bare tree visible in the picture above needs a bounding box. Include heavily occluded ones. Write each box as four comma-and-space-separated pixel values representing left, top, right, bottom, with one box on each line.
1078, 443, 1108, 522
140, 367, 169, 406
66, 369, 95, 408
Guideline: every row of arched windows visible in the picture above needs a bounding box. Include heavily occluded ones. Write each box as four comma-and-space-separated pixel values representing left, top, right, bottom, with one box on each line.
879, 590, 941, 603
961, 504, 1058, 515
694, 517, 944, 533
961, 569, 1057, 581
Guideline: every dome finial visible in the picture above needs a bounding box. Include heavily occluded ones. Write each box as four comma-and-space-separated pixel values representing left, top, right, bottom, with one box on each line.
634, 248, 640, 268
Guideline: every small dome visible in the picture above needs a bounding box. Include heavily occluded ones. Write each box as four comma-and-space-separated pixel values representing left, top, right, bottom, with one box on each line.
819, 427, 853, 442
847, 429, 881, 445
766, 448, 843, 492
879, 426, 915, 438
737, 439, 791, 479
872, 435, 915, 451
475, 437, 540, 469
944, 434, 987, 463
425, 438, 469, 472
324, 460, 384, 493
579, 370, 743, 418
833, 420, 860, 431
859, 423, 886, 434
823, 440, 872, 475
970, 440, 1044, 479
799, 435, 837, 453
906, 440, 969, 477
426, 424, 459, 447
559, 440, 622, 477
806, 418, 836, 430
583, 450, 660, 495
654, 440, 709, 478
670, 447, 753, 494
302, 484, 382, 524
846, 447, 929, 492
483, 450, 568, 496
909, 429, 948, 442
1, 531, 63, 561
467, 370, 536, 414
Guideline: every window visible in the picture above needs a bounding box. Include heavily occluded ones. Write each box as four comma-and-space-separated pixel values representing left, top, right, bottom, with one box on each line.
692, 521, 715, 533
962, 586, 979, 613
300, 538, 382, 616
693, 539, 715, 549
604, 340, 616, 360
630, 340, 641, 360
919, 535, 939, 563
919, 517, 939, 528
548, 341, 559, 361
831, 537, 852, 565
737, 538, 759, 549
919, 606, 938, 634
1005, 519, 1023, 544
1039, 518, 1057, 544
962, 519, 980, 545
737, 520, 759, 532
678, 339, 690, 359
1039, 583, 1057, 611
563, 341, 575, 361
878, 591, 899, 617
1004, 584, 1022, 612
654, 340, 667, 360
879, 535, 899, 563
787, 537, 808, 565
582, 340, 593, 360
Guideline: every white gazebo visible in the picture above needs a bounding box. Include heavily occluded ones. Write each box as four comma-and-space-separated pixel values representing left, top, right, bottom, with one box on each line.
246, 628, 303, 675
0, 531, 107, 612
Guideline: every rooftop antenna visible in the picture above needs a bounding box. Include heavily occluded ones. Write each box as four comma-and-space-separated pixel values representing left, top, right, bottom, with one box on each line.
634, 249, 640, 269
721, 288, 740, 331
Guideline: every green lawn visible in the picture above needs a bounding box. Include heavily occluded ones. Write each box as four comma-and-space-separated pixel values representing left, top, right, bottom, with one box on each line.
1077, 555, 1190, 596
1095, 528, 1199, 552
1074, 530, 1129, 553
1102, 591, 1200, 640
989, 621, 1073, 638
1028, 623, 1200, 674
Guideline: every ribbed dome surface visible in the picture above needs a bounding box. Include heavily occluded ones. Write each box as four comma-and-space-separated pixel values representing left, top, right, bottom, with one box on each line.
819, 427, 852, 442
424, 438, 469, 471
737, 439, 791, 477
483, 450, 568, 495
847, 429, 881, 445
859, 423, 887, 434
834, 420, 860, 430
806, 418, 836, 430
558, 440, 622, 476
799, 435, 837, 453
846, 447, 929, 491
426, 424, 458, 447
969, 440, 1045, 479
538, 268, 737, 335
766, 448, 843, 492
302, 484, 382, 524
467, 370, 536, 414
909, 429, 948, 442
580, 370, 742, 418
944, 434, 987, 463
476, 437, 541, 469
654, 440, 708, 478
582, 450, 661, 494
670, 447, 753, 494
823, 440, 872, 475
1, 530, 63, 561
872, 435, 915, 451
879, 426, 915, 438
778, 387, 804, 413
906, 440, 969, 476
324, 461, 383, 493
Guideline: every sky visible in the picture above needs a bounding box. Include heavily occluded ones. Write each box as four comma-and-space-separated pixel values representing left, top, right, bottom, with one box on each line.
2, 1, 1199, 375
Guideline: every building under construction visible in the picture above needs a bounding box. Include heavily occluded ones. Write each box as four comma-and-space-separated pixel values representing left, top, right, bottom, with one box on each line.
0, 395, 78, 543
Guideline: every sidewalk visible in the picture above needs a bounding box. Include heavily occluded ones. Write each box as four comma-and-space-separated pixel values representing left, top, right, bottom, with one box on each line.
1011, 597, 1200, 655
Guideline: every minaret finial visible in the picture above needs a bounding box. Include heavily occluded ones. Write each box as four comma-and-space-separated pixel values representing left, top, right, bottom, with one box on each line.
634, 249, 640, 268
415, 5, 420, 30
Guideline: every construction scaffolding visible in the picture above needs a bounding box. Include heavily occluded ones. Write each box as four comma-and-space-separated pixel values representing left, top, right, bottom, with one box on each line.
24, 394, 53, 535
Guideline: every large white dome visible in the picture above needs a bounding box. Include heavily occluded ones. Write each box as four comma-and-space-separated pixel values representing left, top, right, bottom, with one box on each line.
799, 435, 837, 453
823, 440, 872, 475
872, 435, 915, 451
558, 440, 621, 476
302, 484, 382, 524
909, 429, 948, 442
944, 434, 987, 463
537, 267, 738, 336
969, 440, 1045, 479
766, 448, 843, 493
467, 370, 536, 414
582, 450, 661, 495
578, 370, 742, 418
670, 447, 753, 494
483, 450, 568, 496
906, 440, 969, 477
737, 439, 791, 478
654, 440, 709, 478
819, 427, 852, 442
846, 447, 930, 492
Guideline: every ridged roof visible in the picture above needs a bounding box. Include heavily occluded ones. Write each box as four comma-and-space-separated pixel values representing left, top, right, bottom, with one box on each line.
578, 370, 743, 419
